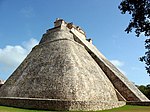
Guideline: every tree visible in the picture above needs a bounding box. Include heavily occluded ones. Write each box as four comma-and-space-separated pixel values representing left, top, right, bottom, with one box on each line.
137, 84, 150, 99
118, 0, 150, 74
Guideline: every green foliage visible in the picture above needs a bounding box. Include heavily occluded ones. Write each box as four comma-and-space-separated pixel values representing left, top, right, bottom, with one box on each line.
137, 84, 150, 99
118, 0, 150, 37
119, 0, 150, 75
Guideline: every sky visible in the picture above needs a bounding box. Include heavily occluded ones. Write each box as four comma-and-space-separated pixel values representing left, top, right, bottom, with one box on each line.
0, 0, 150, 85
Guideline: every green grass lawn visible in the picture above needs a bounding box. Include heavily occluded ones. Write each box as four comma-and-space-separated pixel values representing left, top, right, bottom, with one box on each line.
0, 105, 150, 112
102, 105, 150, 112
0, 106, 48, 112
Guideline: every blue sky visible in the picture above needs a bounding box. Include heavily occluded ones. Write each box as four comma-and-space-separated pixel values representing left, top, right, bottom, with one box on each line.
0, 0, 150, 85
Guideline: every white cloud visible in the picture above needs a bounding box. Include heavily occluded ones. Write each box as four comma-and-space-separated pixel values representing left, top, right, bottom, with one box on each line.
23, 38, 39, 51
0, 38, 39, 72
110, 59, 126, 74
0, 45, 27, 66
110, 60, 124, 67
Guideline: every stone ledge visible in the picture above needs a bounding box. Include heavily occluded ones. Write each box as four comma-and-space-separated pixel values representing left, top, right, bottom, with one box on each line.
126, 101, 150, 106
0, 97, 126, 111
38, 38, 84, 49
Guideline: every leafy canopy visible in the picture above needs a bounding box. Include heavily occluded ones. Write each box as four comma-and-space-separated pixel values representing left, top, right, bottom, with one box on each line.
119, 0, 150, 74
137, 84, 150, 99
119, 0, 150, 37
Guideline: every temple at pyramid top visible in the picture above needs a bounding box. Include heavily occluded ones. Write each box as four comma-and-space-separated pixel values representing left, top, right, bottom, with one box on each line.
0, 19, 149, 111
54, 18, 86, 36
40, 18, 93, 45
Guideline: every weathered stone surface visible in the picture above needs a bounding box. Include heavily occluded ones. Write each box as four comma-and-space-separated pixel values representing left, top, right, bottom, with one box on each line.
126, 101, 150, 106
71, 27, 149, 102
0, 97, 126, 111
0, 29, 118, 102
0, 19, 147, 110
0, 26, 125, 110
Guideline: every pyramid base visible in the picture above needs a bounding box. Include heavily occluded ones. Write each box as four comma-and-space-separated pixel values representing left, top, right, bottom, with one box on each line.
0, 97, 126, 111
126, 101, 150, 106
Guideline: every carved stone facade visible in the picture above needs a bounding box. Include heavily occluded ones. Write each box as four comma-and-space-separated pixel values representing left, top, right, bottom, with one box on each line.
0, 19, 149, 111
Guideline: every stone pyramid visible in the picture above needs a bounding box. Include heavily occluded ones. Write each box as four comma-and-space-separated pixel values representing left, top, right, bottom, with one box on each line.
0, 19, 149, 111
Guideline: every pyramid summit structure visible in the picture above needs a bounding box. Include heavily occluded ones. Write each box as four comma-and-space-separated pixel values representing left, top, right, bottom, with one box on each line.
0, 19, 149, 111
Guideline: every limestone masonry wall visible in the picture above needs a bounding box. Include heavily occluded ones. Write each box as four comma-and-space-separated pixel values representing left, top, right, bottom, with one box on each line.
0, 97, 125, 111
